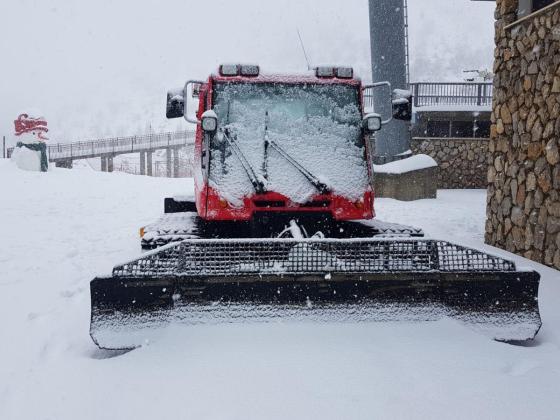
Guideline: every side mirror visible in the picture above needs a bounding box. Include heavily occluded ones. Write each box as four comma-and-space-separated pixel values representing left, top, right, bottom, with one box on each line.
166, 88, 184, 119
201, 110, 218, 133
363, 113, 382, 132
392, 89, 413, 121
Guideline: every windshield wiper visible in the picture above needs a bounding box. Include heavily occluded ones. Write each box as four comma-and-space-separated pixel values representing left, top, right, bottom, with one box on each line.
222, 128, 266, 194
262, 111, 270, 180
269, 140, 330, 195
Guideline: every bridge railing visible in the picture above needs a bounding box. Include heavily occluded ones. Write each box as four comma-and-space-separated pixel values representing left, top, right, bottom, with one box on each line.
363, 82, 493, 110
7, 130, 195, 161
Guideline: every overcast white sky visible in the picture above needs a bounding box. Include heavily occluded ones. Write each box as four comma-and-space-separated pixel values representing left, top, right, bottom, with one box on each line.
0, 0, 495, 143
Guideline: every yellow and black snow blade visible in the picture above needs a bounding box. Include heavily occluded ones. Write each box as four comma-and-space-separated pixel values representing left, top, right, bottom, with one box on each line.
90, 238, 541, 350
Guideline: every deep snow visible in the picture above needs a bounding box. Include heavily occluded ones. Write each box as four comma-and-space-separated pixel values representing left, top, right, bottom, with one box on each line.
1, 160, 560, 420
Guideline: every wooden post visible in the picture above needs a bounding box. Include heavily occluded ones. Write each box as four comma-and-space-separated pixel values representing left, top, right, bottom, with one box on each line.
140, 151, 146, 175
173, 147, 180, 178
2, 136, 5, 159
166, 148, 172, 178
147, 151, 153, 176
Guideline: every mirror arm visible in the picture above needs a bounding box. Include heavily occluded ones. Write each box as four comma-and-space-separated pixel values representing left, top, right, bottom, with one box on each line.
362, 81, 393, 126
184, 80, 205, 124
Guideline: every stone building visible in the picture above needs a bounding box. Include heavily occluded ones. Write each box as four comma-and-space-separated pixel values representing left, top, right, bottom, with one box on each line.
487, 0, 560, 269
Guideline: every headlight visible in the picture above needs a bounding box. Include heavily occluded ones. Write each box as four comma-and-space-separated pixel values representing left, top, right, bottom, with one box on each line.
364, 113, 382, 132
315, 66, 335, 78
336, 67, 353, 79
240, 64, 259, 77
219, 64, 239, 76
202, 116, 217, 132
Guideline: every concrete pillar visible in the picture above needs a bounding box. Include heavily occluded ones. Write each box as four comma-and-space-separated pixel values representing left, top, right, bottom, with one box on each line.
369, 0, 411, 163
166, 148, 172, 178
107, 156, 114, 173
101, 157, 107, 172
140, 151, 146, 175
147, 151, 153, 176
173, 148, 180, 178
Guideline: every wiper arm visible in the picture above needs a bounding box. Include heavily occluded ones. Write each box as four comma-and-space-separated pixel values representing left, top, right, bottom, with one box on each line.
269, 140, 330, 195
262, 111, 270, 180
222, 128, 266, 194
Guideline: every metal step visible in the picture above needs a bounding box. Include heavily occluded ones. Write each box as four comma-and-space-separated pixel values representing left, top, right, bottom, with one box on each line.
140, 212, 425, 249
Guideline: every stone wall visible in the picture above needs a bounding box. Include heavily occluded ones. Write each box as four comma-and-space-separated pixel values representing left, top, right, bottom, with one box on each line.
374, 166, 438, 201
486, 0, 560, 270
411, 138, 489, 188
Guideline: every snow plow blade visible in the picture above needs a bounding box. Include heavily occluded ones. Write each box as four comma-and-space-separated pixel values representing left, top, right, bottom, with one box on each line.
90, 239, 541, 350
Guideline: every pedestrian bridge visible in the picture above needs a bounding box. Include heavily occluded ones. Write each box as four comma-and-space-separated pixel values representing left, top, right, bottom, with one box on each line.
7, 130, 195, 177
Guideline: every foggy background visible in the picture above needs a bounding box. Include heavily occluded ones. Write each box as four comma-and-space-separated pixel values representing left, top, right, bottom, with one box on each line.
0, 0, 495, 144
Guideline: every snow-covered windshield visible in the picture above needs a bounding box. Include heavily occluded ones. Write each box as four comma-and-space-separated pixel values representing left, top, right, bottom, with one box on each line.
214, 83, 362, 138
209, 82, 368, 205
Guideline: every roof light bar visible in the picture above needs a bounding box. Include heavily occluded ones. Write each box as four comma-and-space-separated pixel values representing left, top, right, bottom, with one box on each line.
316, 66, 335, 78
219, 64, 239, 76
240, 64, 260, 77
336, 67, 354, 79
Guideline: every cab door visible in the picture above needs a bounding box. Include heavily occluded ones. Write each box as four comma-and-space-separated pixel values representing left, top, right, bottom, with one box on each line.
194, 82, 212, 218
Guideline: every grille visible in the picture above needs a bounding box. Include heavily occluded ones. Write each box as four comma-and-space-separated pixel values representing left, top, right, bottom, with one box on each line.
299, 200, 331, 208
253, 201, 285, 208
112, 239, 516, 277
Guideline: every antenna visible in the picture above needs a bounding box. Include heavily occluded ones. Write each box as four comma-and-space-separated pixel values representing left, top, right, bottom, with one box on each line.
296, 28, 312, 71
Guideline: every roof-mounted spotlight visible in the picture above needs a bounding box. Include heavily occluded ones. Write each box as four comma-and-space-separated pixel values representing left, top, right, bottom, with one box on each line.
240, 64, 260, 77
219, 64, 239, 76
315, 66, 335, 78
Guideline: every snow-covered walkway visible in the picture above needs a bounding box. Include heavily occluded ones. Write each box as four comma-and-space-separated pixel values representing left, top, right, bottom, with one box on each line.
1, 160, 559, 420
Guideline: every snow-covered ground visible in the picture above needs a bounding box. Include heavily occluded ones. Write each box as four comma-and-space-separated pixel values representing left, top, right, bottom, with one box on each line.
1, 159, 559, 420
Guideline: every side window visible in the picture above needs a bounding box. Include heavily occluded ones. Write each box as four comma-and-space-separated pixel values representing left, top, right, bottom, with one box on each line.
533, 0, 555, 11
474, 120, 491, 138
519, 0, 555, 18
452, 121, 474, 138
426, 120, 450, 138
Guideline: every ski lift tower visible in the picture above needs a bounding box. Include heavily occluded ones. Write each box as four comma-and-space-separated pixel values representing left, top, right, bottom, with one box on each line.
369, 0, 411, 163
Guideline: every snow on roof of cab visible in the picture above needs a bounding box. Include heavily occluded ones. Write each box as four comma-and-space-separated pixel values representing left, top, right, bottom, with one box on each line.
211, 72, 362, 86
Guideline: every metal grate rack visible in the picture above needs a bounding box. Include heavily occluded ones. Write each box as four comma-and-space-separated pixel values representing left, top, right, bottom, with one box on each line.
112, 239, 516, 278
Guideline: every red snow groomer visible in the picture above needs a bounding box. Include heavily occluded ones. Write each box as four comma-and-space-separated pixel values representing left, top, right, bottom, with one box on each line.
90, 65, 541, 350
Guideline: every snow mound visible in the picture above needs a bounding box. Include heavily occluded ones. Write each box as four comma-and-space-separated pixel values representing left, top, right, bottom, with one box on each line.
374, 154, 438, 174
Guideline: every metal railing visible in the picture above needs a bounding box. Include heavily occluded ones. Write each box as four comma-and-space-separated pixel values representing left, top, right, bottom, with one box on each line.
7, 130, 195, 161
411, 82, 492, 107
363, 82, 493, 110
